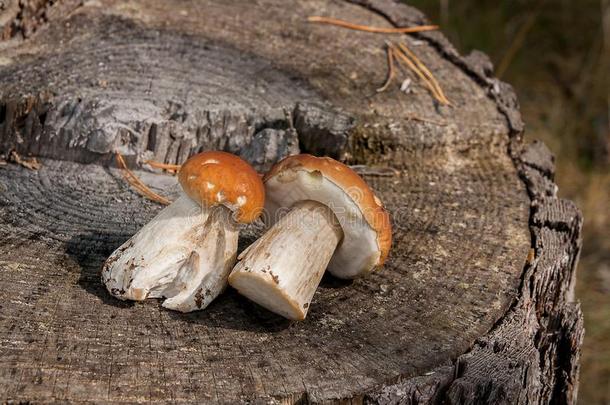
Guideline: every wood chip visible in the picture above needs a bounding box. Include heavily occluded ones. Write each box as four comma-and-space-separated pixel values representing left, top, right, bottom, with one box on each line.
9, 150, 41, 170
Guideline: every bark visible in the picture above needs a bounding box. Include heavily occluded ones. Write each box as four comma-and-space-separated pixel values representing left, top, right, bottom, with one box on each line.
0, 0, 582, 403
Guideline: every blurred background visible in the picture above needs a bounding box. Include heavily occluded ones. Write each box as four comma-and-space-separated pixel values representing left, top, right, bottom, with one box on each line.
408, 0, 609, 402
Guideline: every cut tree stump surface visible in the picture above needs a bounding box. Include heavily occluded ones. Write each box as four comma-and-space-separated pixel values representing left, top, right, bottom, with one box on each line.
0, 0, 583, 403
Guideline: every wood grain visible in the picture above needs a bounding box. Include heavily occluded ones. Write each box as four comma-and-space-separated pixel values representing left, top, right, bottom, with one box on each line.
0, 0, 582, 403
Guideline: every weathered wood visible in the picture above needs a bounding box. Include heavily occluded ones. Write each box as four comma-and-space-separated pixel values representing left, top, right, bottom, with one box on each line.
0, 0, 81, 40
0, 0, 582, 403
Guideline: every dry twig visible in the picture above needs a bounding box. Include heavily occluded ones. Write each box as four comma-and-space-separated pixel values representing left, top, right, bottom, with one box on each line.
115, 154, 171, 205
307, 16, 438, 34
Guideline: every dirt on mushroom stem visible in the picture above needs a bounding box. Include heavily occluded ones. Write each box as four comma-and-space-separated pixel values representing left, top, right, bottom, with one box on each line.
101, 194, 239, 312
229, 200, 343, 320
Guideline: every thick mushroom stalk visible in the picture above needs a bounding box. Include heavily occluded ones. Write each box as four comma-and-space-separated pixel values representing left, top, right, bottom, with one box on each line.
102, 151, 265, 312
228, 154, 392, 320
229, 201, 343, 320
102, 193, 238, 312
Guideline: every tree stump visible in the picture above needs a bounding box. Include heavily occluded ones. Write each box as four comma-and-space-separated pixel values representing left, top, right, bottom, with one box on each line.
0, 1, 583, 403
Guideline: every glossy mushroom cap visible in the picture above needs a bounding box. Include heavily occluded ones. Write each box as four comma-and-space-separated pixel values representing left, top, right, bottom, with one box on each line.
263, 154, 392, 278
178, 151, 265, 223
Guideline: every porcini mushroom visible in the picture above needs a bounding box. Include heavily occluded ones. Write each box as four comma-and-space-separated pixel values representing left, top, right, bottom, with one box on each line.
102, 151, 264, 312
228, 154, 391, 320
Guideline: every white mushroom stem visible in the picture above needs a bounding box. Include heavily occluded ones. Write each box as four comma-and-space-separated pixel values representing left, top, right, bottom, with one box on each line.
101, 193, 238, 312
229, 200, 343, 320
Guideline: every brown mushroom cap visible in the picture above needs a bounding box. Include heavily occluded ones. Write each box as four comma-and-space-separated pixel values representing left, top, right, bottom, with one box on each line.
178, 151, 265, 223
264, 154, 392, 276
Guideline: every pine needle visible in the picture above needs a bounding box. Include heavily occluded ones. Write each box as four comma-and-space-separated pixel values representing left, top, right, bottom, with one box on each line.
389, 42, 439, 102
377, 46, 396, 93
350, 165, 400, 177
406, 115, 449, 126
390, 41, 450, 105
307, 16, 449, 106
115, 153, 171, 205
145, 160, 181, 173
397, 42, 451, 105
307, 16, 438, 34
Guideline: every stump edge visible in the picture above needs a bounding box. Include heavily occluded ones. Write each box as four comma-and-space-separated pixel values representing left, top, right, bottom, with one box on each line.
354, 2, 583, 404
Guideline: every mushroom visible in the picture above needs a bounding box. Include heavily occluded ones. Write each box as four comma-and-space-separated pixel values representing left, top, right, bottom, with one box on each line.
102, 151, 264, 312
228, 154, 392, 320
